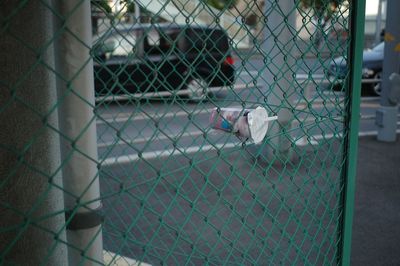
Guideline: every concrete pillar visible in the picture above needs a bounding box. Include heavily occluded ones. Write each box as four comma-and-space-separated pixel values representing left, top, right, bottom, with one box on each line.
53, 1, 104, 265
377, 0, 400, 142
261, 0, 296, 162
0, 1, 68, 265
380, 0, 400, 106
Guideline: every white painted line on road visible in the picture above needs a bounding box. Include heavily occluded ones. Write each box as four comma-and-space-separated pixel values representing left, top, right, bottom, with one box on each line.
293, 97, 380, 106
98, 112, 393, 149
360, 114, 400, 120
361, 97, 381, 102
295, 73, 325, 80
240, 70, 259, 76
360, 114, 376, 120
102, 142, 239, 166
97, 108, 211, 125
97, 104, 246, 125
104, 250, 151, 266
98, 116, 320, 149
360, 102, 380, 108
240, 72, 333, 82
95, 84, 253, 104
102, 126, 400, 166
98, 97, 358, 125
304, 129, 400, 142
98, 130, 204, 148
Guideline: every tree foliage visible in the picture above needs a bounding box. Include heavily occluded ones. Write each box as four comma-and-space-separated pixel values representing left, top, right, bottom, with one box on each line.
203, 0, 238, 10
91, 0, 112, 14
298, 0, 345, 19
121, 0, 136, 13
298, 0, 348, 47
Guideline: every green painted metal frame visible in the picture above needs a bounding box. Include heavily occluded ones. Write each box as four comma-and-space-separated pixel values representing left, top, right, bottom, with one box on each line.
340, 1, 366, 265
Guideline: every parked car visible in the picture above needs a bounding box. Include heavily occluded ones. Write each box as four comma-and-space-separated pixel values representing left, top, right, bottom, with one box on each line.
328, 42, 384, 95
93, 23, 236, 100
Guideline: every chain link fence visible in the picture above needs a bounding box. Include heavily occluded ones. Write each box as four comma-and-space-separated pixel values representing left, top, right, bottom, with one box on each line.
1, 0, 364, 265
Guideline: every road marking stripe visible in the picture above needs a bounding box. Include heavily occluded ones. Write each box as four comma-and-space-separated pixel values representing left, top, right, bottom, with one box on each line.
317, 129, 400, 140
97, 108, 212, 124
97, 117, 323, 148
98, 130, 204, 148
304, 129, 400, 142
95, 83, 253, 104
97, 115, 399, 148
293, 98, 379, 106
103, 251, 151, 266
361, 114, 400, 120
101, 142, 239, 166
360, 102, 380, 108
101, 129, 400, 166
361, 97, 381, 101
96, 92, 379, 125
97, 99, 346, 125
295, 73, 325, 80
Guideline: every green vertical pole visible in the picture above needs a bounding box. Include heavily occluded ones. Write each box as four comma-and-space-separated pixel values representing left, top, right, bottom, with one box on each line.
340, 0, 366, 265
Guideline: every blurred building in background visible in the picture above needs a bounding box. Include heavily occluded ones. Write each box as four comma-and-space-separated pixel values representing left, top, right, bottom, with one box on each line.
92, 0, 384, 51
364, 0, 386, 48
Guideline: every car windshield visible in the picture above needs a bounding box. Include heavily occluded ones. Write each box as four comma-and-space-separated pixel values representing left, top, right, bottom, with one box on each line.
109, 33, 137, 57
372, 42, 384, 52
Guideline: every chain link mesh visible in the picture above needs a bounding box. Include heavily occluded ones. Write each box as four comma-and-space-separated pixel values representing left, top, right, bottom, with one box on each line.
1, 0, 358, 265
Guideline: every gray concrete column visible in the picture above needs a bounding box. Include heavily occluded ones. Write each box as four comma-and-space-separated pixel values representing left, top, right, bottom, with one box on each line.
377, 0, 400, 142
0, 1, 68, 265
380, 0, 400, 107
261, 0, 296, 162
54, 1, 104, 265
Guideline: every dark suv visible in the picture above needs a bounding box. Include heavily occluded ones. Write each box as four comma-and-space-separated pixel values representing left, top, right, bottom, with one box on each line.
93, 23, 235, 100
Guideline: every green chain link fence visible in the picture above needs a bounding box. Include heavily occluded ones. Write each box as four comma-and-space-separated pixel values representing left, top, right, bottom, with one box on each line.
1, 0, 365, 265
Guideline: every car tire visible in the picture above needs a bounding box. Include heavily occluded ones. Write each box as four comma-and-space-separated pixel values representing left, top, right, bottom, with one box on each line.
370, 71, 382, 96
186, 76, 208, 102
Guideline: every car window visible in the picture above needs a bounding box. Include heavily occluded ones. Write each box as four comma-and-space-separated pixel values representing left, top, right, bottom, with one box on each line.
109, 33, 137, 57
144, 28, 180, 55
372, 42, 384, 52
92, 29, 143, 62
184, 29, 229, 55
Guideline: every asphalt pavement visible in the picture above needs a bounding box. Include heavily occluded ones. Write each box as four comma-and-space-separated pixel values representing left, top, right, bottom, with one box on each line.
94, 62, 400, 264
351, 134, 400, 266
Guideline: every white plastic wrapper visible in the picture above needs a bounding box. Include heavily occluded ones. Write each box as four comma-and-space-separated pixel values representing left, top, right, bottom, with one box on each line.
210, 106, 278, 144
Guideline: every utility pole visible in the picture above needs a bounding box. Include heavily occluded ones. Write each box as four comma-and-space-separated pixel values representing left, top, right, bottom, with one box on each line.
135, 2, 141, 23
374, 0, 383, 45
260, 0, 296, 162
376, 0, 400, 142
54, 1, 104, 265
0, 1, 68, 265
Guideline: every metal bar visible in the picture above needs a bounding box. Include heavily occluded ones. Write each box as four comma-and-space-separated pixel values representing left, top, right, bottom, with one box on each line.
340, 1, 366, 265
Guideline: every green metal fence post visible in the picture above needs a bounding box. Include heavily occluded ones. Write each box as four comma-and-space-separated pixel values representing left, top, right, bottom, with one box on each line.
340, 1, 366, 265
